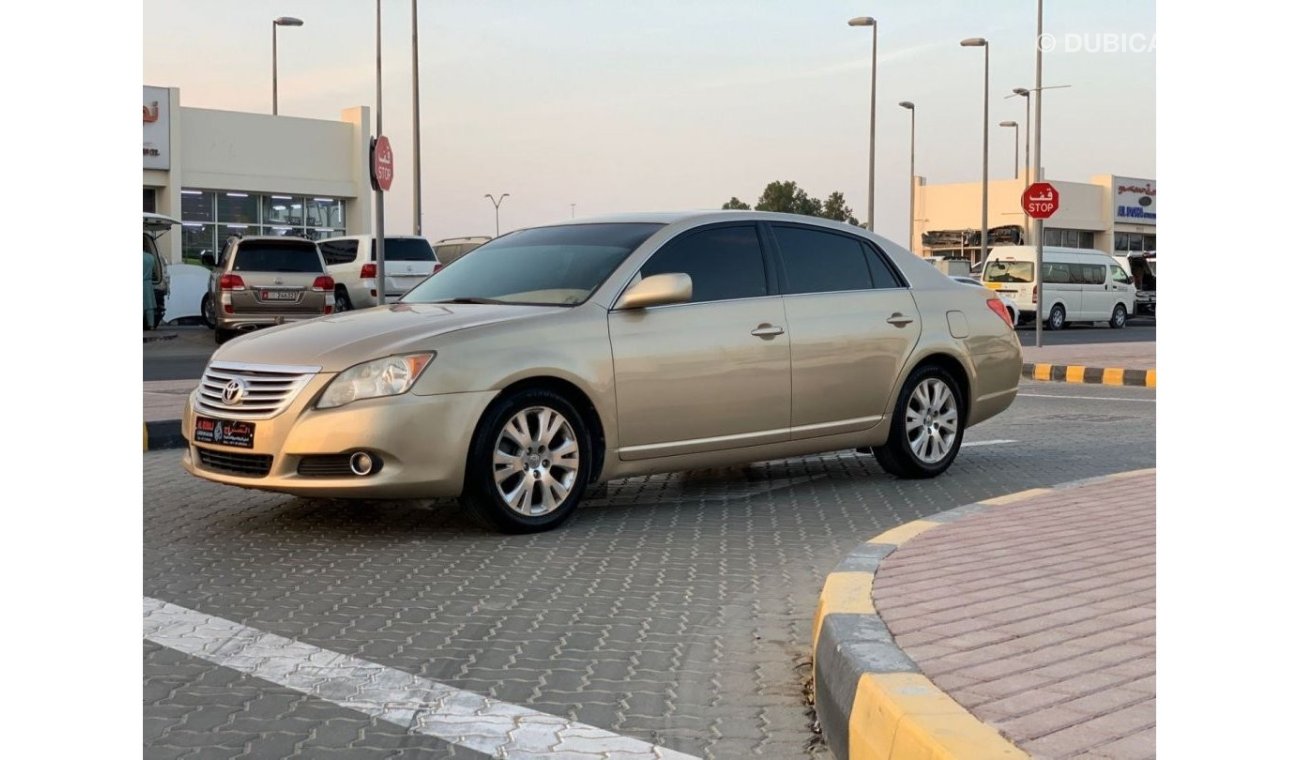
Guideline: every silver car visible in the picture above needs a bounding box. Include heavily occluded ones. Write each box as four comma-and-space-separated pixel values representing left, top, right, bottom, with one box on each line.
201, 236, 336, 344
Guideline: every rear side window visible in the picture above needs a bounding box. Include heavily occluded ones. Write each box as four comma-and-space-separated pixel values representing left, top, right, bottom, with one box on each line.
232, 241, 323, 273
1069, 263, 1105, 285
773, 226, 872, 294
863, 244, 904, 288
1043, 262, 1071, 284
377, 238, 435, 262
640, 225, 767, 303
320, 239, 358, 266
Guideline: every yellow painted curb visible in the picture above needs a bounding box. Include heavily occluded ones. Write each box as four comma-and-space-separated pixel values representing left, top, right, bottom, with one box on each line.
813, 571, 875, 654
143, 423, 149, 452
869, 520, 940, 547
1032, 364, 1051, 381
849, 673, 1027, 760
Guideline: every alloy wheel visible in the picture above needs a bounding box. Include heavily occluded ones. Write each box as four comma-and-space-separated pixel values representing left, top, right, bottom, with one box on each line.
904, 378, 959, 464
492, 406, 581, 516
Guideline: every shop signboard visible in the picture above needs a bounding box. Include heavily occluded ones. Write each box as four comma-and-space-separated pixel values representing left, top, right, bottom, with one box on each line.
143, 86, 170, 170
1114, 177, 1156, 225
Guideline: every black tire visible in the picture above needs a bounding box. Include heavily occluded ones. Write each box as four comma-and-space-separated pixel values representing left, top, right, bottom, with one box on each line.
1109, 303, 1128, 329
201, 294, 217, 329
1046, 304, 1066, 331
335, 286, 353, 312
215, 328, 235, 345
461, 388, 591, 533
871, 365, 965, 480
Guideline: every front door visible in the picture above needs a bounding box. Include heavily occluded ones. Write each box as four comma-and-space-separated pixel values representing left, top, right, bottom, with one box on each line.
608, 224, 791, 460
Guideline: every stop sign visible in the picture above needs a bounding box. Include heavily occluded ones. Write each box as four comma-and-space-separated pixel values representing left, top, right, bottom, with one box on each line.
370, 135, 395, 192
1021, 182, 1060, 219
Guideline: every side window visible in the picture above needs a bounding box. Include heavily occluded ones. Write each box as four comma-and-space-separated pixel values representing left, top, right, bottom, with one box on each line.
639, 225, 767, 303
320, 240, 358, 266
1044, 263, 1071, 284
772, 226, 872, 294
1070, 264, 1105, 285
1109, 265, 1131, 285
862, 243, 904, 288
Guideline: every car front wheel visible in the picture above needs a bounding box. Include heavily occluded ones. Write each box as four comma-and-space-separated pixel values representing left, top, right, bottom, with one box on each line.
872, 365, 965, 479
461, 389, 591, 533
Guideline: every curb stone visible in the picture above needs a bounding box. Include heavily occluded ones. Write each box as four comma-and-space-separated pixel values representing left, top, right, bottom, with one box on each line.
1021, 362, 1155, 388
811, 468, 1155, 760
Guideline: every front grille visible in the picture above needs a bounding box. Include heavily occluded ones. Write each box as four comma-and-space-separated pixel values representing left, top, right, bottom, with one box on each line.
297, 455, 356, 477
195, 361, 318, 420
197, 447, 273, 477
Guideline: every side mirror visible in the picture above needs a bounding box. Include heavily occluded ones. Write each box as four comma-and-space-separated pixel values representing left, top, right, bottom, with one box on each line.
200, 251, 215, 267
616, 273, 693, 310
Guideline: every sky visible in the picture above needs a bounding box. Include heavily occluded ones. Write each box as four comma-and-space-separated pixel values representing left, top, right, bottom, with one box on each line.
143, 0, 1155, 246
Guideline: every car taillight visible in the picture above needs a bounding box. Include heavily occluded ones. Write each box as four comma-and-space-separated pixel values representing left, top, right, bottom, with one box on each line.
312, 275, 334, 292
219, 274, 246, 291
986, 298, 1013, 329
360, 263, 377, 279
1032, 285, 1038, 304
432, 262, 442, 273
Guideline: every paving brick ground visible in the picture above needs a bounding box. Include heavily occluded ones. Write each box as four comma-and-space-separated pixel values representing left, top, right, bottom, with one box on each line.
872, 473, 1156, 759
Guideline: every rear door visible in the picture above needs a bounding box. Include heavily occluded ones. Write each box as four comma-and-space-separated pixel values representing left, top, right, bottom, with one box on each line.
1042, 261, 1081, 319
378, 238, 437, 296
1073, 262, 1108, 319
770, 224, 921, 439
230, 240, 327, 315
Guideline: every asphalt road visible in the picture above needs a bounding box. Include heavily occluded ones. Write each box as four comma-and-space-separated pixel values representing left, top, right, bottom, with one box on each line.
143, 380, 1156, 759
146, 318, 1156, 382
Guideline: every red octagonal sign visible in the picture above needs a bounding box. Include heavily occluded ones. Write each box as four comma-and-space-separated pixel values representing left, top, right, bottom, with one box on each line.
371, 135, 395, 192
1021, 181, 1060, 219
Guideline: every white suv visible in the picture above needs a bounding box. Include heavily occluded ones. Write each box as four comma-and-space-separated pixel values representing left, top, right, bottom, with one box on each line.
319, 235, 442, 311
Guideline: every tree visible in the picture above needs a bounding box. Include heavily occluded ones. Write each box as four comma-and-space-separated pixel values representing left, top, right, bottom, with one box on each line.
820, 191, 859, 226
755, 180, 822, 216
721, 197, 751, 210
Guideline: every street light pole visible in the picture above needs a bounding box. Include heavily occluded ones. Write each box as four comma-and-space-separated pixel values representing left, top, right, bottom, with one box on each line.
1034, 0, 1045, 347
411, 0, 423, 237
999, 121, 1019, 179
375, 0, 387, 306
485, 193, 509, 237
962, 37, 990, 265
899, 101, 916, 253
271, 17, 303, 115
848, 16, 878, 231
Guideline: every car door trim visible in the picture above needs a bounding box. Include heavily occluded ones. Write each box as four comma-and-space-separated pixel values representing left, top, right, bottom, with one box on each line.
617, 425, 791, 461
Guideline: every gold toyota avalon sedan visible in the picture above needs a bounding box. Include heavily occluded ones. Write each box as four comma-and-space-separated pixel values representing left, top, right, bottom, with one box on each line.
182, 212, 1021, 532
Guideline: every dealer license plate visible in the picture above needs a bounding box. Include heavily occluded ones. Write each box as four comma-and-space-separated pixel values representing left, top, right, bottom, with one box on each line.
193, 416, 256, 449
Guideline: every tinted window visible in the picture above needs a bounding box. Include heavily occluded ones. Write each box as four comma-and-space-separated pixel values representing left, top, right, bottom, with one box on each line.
376, 238, 435, 262
1069, 263, 1105, 285
1043, 262, 1071, 284
1109, 265, 1131, 284
863, 245, 904, 288
320, 239, 358, 266
403, 223, 662, 306
231, 241, 323, 273
773, 227, 871, 294
640, 225, 767, 303
985, 260, 1034, 283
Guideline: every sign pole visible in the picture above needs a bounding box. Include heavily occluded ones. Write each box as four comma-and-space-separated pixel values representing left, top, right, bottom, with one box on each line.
1033, 0, 1044, 347
375, 0, 386, 307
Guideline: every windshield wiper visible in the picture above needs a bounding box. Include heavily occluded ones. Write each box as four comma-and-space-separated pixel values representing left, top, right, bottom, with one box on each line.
430, 297, 508, 305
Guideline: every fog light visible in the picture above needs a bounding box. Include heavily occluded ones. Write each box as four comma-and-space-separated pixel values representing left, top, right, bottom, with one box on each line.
349, 451, 380, 476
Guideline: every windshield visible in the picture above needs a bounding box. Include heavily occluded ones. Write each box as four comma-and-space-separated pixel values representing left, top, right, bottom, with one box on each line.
402, 223, 663, 306
232, 241, 323, 273
983, 260, 1034, 284
379, 238, 435, 261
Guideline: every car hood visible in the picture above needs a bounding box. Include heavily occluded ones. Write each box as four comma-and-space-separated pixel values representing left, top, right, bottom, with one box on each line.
211, 302, 566, 372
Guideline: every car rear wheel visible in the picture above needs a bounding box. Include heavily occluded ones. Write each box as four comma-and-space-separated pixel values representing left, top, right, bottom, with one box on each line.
872, 366, 965, 479
335, 286, 353, 312
1046, 304, 1066, 331
1109, 303, 1128, 329
201, 294, 217, 329
461, 389, 590, 533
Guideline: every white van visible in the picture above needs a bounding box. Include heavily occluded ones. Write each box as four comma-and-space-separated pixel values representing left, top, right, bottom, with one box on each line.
318, 235, 442, 311
981, 246, 1135, 330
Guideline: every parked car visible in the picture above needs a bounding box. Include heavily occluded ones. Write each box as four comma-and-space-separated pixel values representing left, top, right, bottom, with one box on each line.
433, 236, 492, 266
319, 235, 441, 311
182, 211, 1021, 533
200, 236, 335, 344
981, 246, 1135, 330
952, 275, 1018, 326
144, 213, 180, 326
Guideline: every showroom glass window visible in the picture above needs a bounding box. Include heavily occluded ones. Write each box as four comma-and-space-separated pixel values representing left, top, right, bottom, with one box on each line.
772, 226, 872, 294
639, 225, 768, 303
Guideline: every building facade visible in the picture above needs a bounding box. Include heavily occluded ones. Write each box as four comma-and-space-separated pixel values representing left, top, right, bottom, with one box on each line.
912, 173, 1156, 261
143, 86, 373, 264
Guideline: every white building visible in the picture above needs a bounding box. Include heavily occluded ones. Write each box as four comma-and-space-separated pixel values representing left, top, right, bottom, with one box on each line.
911, 173, 1156, 261
143, 85, 374, 264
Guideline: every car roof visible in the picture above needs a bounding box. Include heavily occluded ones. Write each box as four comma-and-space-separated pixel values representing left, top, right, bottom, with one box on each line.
233, 235, 317, 244
527, 209, 873, 230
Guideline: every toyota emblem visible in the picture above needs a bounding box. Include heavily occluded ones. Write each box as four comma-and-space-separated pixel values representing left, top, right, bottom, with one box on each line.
222, 379, 247, 405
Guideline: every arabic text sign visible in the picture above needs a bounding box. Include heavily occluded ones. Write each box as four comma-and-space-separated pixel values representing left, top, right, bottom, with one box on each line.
1114, 176, 1155, 226
371, 135, 395, 192
1021, 182, 1060, 220
143, 86, 170, 170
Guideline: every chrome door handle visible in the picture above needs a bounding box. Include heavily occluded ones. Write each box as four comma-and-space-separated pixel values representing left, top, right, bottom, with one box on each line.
886, 313, 914, 327
751, 324, 785, 338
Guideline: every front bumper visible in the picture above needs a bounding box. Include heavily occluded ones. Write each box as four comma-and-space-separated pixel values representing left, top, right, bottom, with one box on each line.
181, 380, 497, 499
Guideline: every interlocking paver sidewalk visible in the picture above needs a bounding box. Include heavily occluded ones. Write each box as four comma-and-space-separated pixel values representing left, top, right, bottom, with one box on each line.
873, 473, 1155, 759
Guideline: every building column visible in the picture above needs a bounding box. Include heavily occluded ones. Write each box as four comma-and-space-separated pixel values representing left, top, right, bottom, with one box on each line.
341, 106, 373, 235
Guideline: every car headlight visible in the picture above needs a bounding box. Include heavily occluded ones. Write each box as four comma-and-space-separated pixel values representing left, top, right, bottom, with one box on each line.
316, 353, 435, 409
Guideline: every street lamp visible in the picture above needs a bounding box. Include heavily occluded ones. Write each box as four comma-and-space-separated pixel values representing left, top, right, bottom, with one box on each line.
848, 16, 878, 231
411, 0, 423, 236
1011, 88, 1032, 187
999, 121, 1019, 179
271, 16, 304, 115
899, 101, 916, 254
485, 193, 510, 237
961, 37, 989, 265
